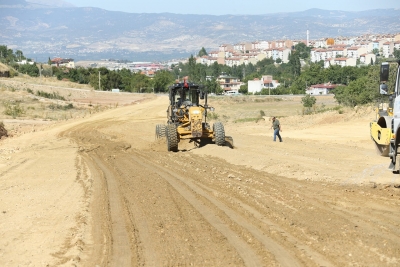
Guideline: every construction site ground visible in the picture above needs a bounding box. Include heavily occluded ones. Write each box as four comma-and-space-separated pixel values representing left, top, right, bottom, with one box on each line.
1, 78, 400, 267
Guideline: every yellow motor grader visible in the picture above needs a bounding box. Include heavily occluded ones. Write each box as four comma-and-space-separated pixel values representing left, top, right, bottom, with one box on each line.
155, 81, 232, 152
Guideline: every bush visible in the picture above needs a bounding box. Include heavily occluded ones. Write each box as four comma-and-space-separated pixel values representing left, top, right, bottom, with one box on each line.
48, 103, 74, 110
207, 112, 219, 120
301, 94, 316, 108
36, 90, 66, 100
3, 101, 25, 118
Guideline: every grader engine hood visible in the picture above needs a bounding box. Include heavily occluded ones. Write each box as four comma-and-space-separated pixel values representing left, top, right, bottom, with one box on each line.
189, 106, 203, 137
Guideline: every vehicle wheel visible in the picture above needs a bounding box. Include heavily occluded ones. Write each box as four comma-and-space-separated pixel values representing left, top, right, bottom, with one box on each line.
166, 124, 178, 152
159, 125, 166, 138
155, 124, 161, 139
213, 122, 225, 146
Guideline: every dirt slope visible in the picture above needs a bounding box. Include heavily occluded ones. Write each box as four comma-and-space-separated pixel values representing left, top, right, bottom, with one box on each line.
1, 94, 400, 266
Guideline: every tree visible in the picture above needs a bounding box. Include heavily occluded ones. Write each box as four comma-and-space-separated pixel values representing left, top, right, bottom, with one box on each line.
239, 84, 248, 94
334, 76, 378, 106
301, 94, 316, 108
198, 47, 208, 57
128, 72, 151, 92
394, 48, 400, 60
275, 58, 282, 64
372, 48, 380, 55
294, 42, 311, 59
15, 50, 24, 61
105, 71, 122, 90
206, 79, 222, 95
19, 63, 39, 77
152, 70, 175, 93
188, 55, 197, 81
288, 51, 301, 77
212, 61, 221, 78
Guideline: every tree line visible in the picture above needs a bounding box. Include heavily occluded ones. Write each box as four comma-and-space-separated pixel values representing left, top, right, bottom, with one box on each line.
2, 43, 399, 106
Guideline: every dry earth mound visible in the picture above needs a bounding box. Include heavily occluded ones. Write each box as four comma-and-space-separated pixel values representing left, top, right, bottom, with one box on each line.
0, 121, 7, 138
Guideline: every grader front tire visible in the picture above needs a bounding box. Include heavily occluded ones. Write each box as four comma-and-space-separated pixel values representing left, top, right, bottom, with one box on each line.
166, 124, 178, 152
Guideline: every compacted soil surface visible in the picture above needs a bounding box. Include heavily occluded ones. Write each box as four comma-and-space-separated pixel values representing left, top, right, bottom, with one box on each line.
1, 85, 400, 266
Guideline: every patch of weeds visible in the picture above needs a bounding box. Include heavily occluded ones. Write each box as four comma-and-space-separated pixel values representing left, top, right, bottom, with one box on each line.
3, 101, 25, 118
207, 112, 219, 120
27, 88, 34, 94
48, 103, 74, 110
36, 90, 66, 101
222, 115, 230, 122
234, 117, 260, 123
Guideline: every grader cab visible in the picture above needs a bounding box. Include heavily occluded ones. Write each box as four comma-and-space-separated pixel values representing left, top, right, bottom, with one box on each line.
155, 81, 232, 152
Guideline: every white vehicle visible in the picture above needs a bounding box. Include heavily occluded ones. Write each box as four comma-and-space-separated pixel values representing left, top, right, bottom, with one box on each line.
225, 91, 242, 96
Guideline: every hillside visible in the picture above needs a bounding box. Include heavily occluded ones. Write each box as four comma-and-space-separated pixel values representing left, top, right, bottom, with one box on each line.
1, 1, 399, 61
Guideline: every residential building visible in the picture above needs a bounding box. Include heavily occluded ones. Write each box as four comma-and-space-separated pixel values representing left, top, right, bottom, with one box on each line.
306, 83, 337, 95
248, 75, 280, 94
330, 57, 357, 67
217, 73, 243, 93
51, 58, 75, 68
346, 47, 367, 59
382, 42, 394, 58
359, 53, 376, 65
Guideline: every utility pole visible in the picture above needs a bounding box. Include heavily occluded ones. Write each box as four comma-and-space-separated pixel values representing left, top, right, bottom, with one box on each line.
269, 83, 270, 96
98, 71, 101, 90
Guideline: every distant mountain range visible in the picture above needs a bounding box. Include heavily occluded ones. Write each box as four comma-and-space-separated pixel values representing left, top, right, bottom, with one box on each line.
1, 1, 400, 62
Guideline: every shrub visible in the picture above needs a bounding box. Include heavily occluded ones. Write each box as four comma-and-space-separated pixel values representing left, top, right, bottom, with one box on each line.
3, 101, 25, 118
36, 90, 66, 101
207, 112, 219, 120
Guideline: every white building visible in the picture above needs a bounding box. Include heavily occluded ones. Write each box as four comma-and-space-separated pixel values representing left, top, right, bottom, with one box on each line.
306, 83, 337, 95
248, 76, 280, 94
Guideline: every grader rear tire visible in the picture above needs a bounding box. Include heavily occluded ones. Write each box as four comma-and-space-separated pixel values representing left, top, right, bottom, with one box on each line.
166, 124, 178, 152
213, 122, 225, 146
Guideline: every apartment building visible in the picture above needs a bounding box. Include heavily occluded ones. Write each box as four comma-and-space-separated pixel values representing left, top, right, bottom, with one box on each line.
217, 73, 243, 93
233, 42, 252, 52
330, 57, 357, 67
382, 42, 394, 58
346, 47, 367, 59
359, 54, 377, 65
219, 44, 234, 52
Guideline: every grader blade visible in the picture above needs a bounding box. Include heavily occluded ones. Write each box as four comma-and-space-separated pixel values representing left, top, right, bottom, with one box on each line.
224, 136, 234, 148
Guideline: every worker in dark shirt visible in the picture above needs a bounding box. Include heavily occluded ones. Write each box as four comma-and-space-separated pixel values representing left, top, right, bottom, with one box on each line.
270, 116, 282, 142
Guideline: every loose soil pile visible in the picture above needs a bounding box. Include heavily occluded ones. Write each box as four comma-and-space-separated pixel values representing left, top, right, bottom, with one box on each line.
0, 122, 7, 138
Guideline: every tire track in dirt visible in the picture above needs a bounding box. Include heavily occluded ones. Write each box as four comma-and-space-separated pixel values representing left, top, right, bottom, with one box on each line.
112, 153, 248, 266
59, 97, 400, 266
90, 155, 133, 266
143, 150, 400, 266
132, 151, 302, 267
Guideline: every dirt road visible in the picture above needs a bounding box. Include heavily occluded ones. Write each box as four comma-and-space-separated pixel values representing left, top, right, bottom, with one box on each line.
1, 95, 400, 266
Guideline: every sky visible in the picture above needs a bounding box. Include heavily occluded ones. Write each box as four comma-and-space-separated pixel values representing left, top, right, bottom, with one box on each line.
64, 0, 400, 15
